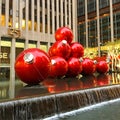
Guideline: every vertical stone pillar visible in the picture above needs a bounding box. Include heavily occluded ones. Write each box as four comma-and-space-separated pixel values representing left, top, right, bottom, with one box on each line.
110, 0, 114, 42
85, 0, 88, 47
96, 0, 101, 57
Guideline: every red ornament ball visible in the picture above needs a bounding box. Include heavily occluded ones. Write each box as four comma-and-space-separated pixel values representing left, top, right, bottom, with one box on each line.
70, 42, 84, 58
96, 61, 109, 74
55, 27, 73, 44
49, 56, 68, 78
15, 48, 51, 85
81, 58, 96, 75
66, 57, 82, 77
48, 40, 71, 60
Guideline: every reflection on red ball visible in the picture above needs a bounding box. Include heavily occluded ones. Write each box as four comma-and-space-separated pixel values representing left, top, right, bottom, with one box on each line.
49, 56, 68, 78
15, 48, 51, 85
70, 42, 84, 58
81, 58, 96, 75
48, 40, 71, 60
55, 27, 73, 44
66, 57, 82, 77
96, 61, 109, 74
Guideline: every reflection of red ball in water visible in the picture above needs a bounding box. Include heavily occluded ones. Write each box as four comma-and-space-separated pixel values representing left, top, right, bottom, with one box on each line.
66, 57, 82, 77
70, 42, 84, 58
67, 78, 83, 91
15, 48, 51, 85
48, 40, 71, 60
47, 79, 68, 93
49, 56, 68, 78
81, 58, 96, 75
96, 74, 109, 86
96, 61, 109, 74
55, 27, 73, 44
80, 75, 96, 89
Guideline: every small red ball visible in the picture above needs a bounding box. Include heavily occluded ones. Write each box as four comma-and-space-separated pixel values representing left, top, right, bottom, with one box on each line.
49, 56, 68, 78
96, 61, 109, 74
15, 48, 51, 85
55, 27, 73, 44
70, 42, 84, 58
81, 58, 96, 75
66, 57, 82, 77
48, 40, 71, 60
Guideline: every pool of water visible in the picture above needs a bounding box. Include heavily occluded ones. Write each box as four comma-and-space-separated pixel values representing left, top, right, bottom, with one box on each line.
0, 72, 120, 102
45, 98, 120, 120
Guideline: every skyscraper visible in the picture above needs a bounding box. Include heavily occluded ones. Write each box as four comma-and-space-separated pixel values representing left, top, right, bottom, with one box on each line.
77, 0, 120, 48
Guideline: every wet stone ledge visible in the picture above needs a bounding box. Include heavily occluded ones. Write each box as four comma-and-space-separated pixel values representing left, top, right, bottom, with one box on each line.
0, 85, 120, 119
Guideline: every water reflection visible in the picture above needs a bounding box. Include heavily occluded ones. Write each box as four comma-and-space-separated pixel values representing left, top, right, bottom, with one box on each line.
1, 73, 120, 102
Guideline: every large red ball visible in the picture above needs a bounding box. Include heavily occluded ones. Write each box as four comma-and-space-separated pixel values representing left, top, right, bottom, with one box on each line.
48, 40, 71, 60
49, 56, 68, 78
70, 42, 84, 58
96, 61, 109, 74
81, 58, 96, 75
66, 57, 82, 77
55, 27, 73, 44
15, 48, 51, 85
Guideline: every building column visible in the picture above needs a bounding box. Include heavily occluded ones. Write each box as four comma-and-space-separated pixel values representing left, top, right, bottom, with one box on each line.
47, 0, 50, 33
56, 0, 59, 29
9, 37, 15, 99
96, 0, 101, 57
12, 0, 17, 28
110, 0, 114, 42
5, 0, 9, 27
65, 0, 67, 26
52, 0, 55, 33
37, 0, 40, 33
68, 0, 71, 27
42, 0, 45, 33
85, 0, 88, 47
72, 0, 77, 41
31, 0, 34, 32
19, 0, 23, 30
25, 0, 28, 31
60, 0, 63, 26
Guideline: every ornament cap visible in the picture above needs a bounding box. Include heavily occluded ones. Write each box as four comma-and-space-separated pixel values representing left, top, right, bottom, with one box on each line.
24, 53, 34, 64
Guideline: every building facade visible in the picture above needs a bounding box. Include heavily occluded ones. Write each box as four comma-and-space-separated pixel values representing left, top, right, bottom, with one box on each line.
0, 0, 77, 98
77, 0, 120, 49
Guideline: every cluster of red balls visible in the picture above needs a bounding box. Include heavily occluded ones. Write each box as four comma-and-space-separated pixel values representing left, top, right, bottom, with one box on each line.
15, 27, 109, 85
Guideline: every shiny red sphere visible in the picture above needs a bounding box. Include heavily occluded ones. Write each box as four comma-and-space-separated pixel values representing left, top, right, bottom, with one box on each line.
66, 57, 82, 77
96, 61, 109, 74
81, 58, 96, 75
70, 42, 84, 58
48, 40, 71, 60
55, 27, 73, 44
49, 56, 68, 78
15, 48, 51, 85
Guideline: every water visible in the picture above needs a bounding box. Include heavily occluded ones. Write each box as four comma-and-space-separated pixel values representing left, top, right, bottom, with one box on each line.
0, 73, 120, 119
46, 98, 120, 120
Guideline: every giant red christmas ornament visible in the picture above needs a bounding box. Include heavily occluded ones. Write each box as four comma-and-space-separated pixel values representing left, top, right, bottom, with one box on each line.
48, 40, 71, 60
15, 48, 51, 85
96, 61, 109, 74
70, 42, 84, 58
55, 27, 73, 44
81, 58, 96, 75
66, 57, 82, 77
49, 56, 68, 78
